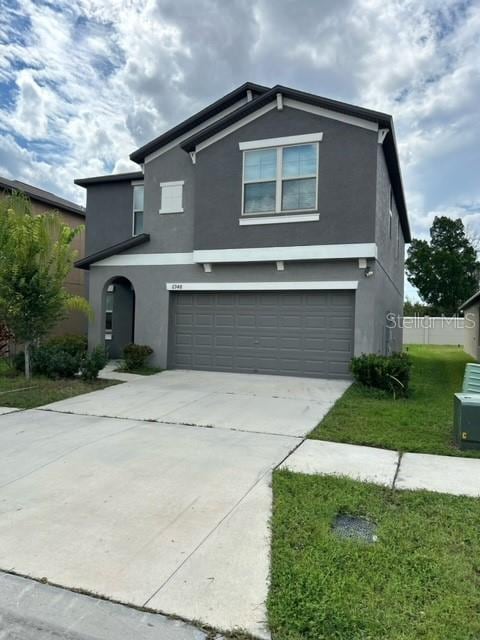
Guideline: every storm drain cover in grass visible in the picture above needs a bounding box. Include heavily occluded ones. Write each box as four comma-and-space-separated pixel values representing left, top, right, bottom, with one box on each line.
332, 515, 378, 543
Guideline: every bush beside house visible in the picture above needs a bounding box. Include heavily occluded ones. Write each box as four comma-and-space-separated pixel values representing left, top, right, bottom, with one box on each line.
351, 352, 412, 397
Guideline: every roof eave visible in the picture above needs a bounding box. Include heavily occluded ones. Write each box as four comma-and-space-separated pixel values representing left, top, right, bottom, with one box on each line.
180, 85, 393, 152
129, 81, 270, 164
75, 171, 144, 187
0, 179, 85, 216
75, 233, 150, 270
459, 291, 480, 312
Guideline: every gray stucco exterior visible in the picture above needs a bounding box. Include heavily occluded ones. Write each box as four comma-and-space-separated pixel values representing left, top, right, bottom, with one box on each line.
77, 83, 410, 377
193, 107, 378, 250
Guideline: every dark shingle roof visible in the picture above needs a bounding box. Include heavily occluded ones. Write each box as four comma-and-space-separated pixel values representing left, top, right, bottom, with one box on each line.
75, 233, 150, 270
0, 175, 85, 216
129, 82, 269, 164
75, 171, 144, 187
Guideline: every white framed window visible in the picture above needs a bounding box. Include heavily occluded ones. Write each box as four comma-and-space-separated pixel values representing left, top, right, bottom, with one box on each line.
242, 141, 319, 215
132, 184, 144, 236
159, 181, 184, 214
105, 284, 114, 341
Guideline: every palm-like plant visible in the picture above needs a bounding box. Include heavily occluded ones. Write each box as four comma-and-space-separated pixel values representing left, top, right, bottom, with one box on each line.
0, 192, 91, 378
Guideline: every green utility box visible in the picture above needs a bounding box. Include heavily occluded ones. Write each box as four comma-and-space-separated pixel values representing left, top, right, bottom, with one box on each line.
462, 363, 480, 394
454, 393, 480, 450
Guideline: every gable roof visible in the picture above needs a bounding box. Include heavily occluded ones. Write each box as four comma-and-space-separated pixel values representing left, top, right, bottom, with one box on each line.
180, 84, 411, 243
181, 84, 392, 151
75, 171, 143, 187
0, 175, 85, 216
459, 290, 480, 312
75, 233, 150, 270
129, 82, 269, 164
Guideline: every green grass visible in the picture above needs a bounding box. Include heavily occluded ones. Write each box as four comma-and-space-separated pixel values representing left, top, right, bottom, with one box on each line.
269, 472, 480, 640
309, 345, 478, 457
114, 366, 163, 375
0, 374, 120, 409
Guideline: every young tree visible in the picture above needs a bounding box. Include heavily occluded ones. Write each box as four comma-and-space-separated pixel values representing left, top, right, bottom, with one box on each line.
406, 216, 479, 316
0, 193, 91, 378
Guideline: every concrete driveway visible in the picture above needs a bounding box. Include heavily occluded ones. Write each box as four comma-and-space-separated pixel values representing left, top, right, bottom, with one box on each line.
0, 371, 349, 637
42, 369, 350, 437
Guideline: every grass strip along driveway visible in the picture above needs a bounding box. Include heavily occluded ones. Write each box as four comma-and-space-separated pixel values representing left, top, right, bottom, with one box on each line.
269, 472, 480, 640
309, 345, 478, 457
0, 375, 119, 409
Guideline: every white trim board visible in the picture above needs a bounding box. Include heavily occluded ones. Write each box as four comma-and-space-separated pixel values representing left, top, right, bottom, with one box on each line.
159, 180, 184, 187
283, 98, 379, 132
239, 132, 323, 150
193, 243, 378, 263
144, 98, 249, 164
166, 281, 359, 292
89, 243, 377, 267
239, 213, 320, 225
92, 253, 196, 267
196, 102, 277, 153
195, 98, 379, 156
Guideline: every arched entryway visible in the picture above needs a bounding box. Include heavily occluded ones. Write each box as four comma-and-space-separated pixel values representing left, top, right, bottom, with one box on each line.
103, 276, 135, 358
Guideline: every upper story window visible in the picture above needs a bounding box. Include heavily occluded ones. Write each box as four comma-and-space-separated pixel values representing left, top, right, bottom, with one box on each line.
241, 139, 320, 216
159, 181, 184, 214
132, 184, 144, 236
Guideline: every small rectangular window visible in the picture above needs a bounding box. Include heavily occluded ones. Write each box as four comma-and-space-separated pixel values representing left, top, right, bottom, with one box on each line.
159, 181, 184, 214
242, 142, 318, 215
132, 185, 144, 236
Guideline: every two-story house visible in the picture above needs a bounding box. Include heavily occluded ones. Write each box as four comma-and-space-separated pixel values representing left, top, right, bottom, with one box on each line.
75, 82, 410, 379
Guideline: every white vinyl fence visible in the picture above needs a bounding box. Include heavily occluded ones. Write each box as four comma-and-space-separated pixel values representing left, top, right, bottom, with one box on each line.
403, 316, 464, 346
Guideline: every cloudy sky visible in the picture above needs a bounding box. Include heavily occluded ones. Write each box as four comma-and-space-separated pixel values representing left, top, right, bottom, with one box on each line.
0, 0, 479, 297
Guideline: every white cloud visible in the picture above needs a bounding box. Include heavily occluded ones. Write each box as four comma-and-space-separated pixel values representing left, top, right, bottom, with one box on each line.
0, 0, 478, 266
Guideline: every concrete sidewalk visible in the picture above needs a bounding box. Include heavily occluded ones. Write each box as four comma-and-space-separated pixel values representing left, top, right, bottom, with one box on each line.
280, 439, 480, 497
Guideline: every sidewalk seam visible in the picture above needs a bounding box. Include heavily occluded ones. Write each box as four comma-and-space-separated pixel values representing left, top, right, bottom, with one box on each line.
392, 452, 403, 489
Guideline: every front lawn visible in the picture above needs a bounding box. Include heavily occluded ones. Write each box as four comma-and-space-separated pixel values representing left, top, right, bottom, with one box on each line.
269, 472, 480, 640
0, 374, 120, 409
309, 345, 477, 457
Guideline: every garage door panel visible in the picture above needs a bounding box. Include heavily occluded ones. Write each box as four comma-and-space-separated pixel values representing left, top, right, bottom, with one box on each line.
193, 335, 213, 347
215, 335, 234, 347
194, 313, 213, 327
257, 314, 278, 328
169, 290, 354, 379
214, 314, 235, 327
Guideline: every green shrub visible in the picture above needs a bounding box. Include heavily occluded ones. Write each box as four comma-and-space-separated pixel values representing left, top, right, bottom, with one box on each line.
32, 345, 80, 379
350, 352, 412, 397
0, 357, 17, 377
123, 344, 153, 370
46, 334, 88, 357
79, 346, 108, 381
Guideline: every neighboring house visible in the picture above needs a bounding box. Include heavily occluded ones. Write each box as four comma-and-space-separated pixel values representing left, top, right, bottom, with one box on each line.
460, 292, 480, 359
0, 176, 87, 337
75, 82, 410, 379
